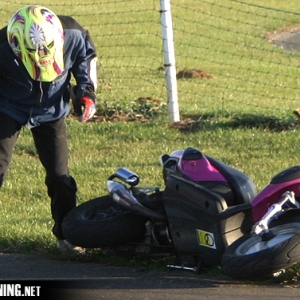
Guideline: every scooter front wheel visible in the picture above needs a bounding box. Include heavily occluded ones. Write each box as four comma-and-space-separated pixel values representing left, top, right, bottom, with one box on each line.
221, 215, 300, 280
62, 195, 148, 248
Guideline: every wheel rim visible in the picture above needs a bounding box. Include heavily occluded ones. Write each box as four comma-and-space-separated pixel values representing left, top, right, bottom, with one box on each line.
236, 222, 300, 255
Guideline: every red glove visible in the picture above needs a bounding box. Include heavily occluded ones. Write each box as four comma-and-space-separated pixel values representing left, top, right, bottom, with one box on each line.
78, 97, 96, 122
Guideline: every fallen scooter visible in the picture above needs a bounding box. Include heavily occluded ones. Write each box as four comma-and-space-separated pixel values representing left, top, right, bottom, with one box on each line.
62, 147, 300, 280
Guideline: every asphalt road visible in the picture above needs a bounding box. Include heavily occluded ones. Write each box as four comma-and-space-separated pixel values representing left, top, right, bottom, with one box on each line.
0, 252, 299, 300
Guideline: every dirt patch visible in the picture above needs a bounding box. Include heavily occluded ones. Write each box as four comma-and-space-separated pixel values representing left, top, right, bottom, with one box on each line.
176, 68, 213, 79
169, 116, 204, 131
158, 66, 213, 79
87, 96, 164, 123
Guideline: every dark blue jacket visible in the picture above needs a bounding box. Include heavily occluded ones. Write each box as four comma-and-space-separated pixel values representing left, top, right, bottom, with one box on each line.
0, 16, 97, 128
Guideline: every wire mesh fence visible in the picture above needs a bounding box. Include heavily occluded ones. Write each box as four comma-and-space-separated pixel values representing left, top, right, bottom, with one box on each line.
1, 0, 300, 121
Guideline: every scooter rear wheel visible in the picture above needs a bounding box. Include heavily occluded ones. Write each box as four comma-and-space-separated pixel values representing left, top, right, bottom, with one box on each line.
221, 215, 300, 280
62, 195, 148, 248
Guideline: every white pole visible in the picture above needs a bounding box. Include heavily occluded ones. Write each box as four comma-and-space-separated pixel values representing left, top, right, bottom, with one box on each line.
160, 0, 180, 123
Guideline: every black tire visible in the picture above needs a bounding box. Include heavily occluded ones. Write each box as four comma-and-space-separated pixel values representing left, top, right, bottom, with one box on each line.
62, 195, 148, 248
221, 216, 300, 280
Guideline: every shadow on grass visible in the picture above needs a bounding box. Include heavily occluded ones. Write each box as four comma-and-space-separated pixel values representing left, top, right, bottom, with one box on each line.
170, 112, 300, 132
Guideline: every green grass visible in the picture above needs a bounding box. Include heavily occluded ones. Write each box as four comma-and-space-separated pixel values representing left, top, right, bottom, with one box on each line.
1, 0, 300, 284
2, 115, 300, 283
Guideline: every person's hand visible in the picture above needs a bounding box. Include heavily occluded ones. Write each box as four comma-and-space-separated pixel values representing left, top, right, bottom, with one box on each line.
77, 97, 96, 122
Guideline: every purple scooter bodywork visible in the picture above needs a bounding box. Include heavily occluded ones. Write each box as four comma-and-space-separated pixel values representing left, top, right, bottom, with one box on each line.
162, 147, 300, 268
168, 148, 300, 224
168, 149, 228, 182
251, 173, 300, 222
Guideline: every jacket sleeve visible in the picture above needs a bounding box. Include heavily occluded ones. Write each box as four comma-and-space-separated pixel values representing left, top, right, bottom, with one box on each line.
71, 32, 98, 102
58, 16, 98, 102
58, 16, 97, 52
0, 26, 8, 78
0, 26, 7, 44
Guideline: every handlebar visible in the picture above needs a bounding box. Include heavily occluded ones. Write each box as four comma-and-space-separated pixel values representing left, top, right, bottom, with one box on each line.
251, 191, 300, 236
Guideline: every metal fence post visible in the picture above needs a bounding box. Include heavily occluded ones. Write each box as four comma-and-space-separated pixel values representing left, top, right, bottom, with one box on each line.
160, 0, 180, 122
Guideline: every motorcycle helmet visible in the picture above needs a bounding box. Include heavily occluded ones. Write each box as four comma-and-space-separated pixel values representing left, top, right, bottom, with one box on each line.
7, 5, 65, 82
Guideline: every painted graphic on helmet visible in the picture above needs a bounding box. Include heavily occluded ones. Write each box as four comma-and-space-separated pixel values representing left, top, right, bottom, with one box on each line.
7, 5, 65, 82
